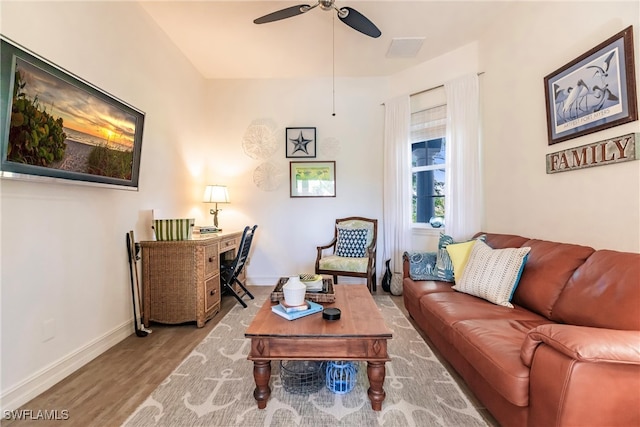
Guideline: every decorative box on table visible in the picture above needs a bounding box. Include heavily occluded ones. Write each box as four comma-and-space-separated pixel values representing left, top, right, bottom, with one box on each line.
271, 277, 335, 303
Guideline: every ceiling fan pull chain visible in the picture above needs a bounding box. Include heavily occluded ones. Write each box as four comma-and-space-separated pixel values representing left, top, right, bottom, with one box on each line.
332, 12, 336, 117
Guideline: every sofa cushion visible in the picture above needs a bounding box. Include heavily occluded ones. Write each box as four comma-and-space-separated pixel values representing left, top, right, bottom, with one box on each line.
452, 319, 553, 407
511, 239, 594, 318
403, 277, 453, 302
551, 250, 640, 330
453, 241, 531, 307
419, 291, 547, 342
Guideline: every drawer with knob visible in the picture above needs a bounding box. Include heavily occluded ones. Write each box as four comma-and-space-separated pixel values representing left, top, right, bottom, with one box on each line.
204, 242, 220, 277
220, 236, 239, 253
205, 274, 220, 313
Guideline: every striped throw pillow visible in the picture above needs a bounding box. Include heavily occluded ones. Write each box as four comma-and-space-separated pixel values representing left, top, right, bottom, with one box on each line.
453, 240, 531, 307
153, 218, 195, 241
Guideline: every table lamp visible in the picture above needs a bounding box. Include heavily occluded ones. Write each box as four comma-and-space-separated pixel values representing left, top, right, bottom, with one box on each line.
203, 185, 229, 230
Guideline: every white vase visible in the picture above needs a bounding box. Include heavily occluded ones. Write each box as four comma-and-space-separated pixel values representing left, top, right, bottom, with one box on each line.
283, 276, 306, 306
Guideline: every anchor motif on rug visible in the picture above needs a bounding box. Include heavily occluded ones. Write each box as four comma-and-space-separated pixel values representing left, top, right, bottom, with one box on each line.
218, 338, 250, 362
309, 391, 366, 420
183, 368, 244, 417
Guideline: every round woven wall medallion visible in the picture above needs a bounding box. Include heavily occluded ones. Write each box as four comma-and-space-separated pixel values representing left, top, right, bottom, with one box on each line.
319, 136, 341, 158
242, 119, 277, 160
253, 161, 286, 192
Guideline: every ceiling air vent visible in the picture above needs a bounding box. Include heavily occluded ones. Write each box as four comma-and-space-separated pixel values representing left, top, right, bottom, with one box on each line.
386, 37, 425, 58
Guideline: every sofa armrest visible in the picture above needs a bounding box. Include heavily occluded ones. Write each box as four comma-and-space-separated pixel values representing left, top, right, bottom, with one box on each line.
402, 252, 410, 278
521, 323, 640, 367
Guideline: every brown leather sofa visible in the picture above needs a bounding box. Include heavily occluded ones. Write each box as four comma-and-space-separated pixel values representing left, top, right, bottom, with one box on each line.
402, 232, 640, 427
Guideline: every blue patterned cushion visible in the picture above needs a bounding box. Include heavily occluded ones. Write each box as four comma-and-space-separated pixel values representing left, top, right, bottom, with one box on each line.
335, 227, 368, 257
435, 233, 486, 282
405, 251, 440, 280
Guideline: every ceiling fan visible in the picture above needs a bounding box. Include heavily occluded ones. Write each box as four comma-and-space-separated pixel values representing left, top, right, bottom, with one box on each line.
253, 0, 382, 38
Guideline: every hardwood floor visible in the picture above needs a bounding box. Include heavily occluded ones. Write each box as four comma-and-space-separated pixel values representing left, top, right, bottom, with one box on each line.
2, 285, 497, 427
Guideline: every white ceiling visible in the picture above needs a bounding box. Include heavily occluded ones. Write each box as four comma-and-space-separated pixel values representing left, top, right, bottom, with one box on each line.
140, 1, 514, 79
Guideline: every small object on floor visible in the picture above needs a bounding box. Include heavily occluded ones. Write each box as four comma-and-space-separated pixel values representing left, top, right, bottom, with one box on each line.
126, 231, 149, 337
280, 361, 325, 394
323, 307, 341, 320
326, 361, 358, 394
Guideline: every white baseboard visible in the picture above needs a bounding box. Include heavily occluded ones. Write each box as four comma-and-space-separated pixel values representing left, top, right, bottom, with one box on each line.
0, 320, 132, 412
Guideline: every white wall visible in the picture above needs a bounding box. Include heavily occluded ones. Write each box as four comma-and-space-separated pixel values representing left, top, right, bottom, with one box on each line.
387, 2, 639, 253
479, 1, 640, 252
1, 0, 638, 414
201, 77, 387, 284
388, 42, 482, 252
0, 1, 387, 410
0, 1, 208, 409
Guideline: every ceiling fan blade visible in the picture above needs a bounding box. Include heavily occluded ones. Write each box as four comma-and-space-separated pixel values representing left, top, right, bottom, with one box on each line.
254, 4, 311, 24
338, 7, 381, 38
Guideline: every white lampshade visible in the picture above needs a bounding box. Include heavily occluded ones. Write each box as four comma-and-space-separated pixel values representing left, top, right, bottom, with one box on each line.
203, 185, 230, 204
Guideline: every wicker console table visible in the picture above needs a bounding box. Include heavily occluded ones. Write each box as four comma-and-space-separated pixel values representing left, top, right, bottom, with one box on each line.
140, 230, 243, 327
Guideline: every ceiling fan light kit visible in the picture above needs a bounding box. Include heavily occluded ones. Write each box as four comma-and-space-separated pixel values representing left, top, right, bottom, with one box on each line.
253, 1, 381, 38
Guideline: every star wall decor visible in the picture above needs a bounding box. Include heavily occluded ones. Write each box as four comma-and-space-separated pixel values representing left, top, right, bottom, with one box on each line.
285, 127, 316, 158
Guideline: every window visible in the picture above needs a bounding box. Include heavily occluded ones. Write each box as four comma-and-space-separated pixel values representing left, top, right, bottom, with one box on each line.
410, 105, 446, 226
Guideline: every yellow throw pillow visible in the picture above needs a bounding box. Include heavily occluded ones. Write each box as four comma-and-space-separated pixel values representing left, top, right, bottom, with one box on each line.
445, 240, 477, 281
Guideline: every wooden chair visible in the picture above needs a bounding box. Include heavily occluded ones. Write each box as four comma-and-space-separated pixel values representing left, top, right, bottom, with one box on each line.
220, 225, 257, 307
315, 217, 377, 292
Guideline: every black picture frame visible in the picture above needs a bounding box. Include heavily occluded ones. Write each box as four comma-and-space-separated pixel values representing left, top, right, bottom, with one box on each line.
0, 36, 145, 189
286, 127, 316, 158
544, 26, 637, 145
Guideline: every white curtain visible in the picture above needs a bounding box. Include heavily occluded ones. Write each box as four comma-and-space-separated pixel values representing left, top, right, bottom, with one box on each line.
382, 96, 411, 276
444, 74, 482, 241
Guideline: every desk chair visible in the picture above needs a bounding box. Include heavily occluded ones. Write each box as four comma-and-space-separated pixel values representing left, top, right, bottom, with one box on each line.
221, 225, 257, 308
315, 217, 377, 292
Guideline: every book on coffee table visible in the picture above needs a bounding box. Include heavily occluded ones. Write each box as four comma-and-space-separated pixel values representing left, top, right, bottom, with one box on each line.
272, 300, 323, 320
280, 301, 310, 313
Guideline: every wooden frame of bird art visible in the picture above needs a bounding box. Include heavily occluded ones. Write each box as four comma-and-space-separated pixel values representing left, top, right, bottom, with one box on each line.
286, 127, 316, 158
544, 26, 637, 145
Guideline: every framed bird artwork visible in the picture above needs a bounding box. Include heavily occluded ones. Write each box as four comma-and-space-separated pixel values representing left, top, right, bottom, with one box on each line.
543, 25, 637, 145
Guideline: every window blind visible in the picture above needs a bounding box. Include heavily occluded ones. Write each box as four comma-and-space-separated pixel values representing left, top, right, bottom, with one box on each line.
410, 105, 447, 143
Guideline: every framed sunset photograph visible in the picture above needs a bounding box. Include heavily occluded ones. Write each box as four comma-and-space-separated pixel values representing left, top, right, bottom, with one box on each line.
0, 36, 145, 189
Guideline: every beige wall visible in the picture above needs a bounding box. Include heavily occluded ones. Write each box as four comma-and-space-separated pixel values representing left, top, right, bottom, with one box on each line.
480, 1, 640, 251
0, 1, 209, 409
1, 0, 638, 413
199, 77, 387, 283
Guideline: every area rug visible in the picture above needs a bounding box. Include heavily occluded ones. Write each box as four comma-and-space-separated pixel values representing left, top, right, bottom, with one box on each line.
122, 294, 488, 427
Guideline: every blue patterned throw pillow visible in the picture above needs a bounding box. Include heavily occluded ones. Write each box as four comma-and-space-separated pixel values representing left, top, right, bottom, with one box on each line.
405, 251, 440, 281
335, 228, 368, 257
435, 233, 486, 282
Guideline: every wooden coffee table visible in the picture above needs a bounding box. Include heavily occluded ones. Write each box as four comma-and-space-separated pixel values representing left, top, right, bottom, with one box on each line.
245, 284, 392, 410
